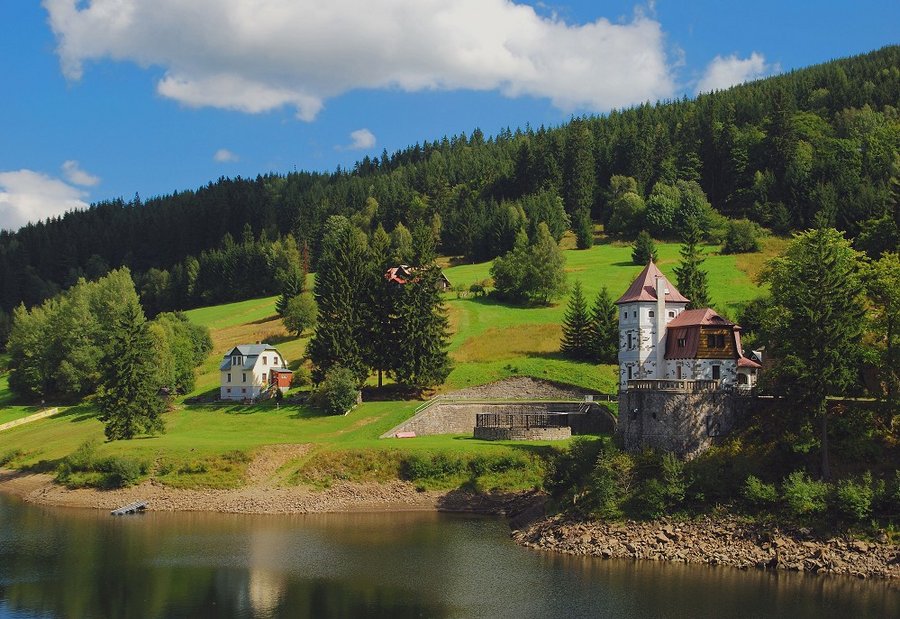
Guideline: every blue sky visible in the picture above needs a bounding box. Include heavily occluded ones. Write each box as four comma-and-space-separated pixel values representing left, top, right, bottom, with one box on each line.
0, 0, 897, 232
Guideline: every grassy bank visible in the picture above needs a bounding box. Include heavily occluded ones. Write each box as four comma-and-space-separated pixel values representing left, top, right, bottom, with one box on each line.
0, 237, 775, 493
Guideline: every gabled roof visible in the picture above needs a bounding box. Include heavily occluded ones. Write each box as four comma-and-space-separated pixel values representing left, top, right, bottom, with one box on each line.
615, 262, 690, 305
666, 308, 733, 328
220, 344, 286, 371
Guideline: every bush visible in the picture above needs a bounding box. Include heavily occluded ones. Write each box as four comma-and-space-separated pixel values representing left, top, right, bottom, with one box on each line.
586, 444, 634, 519
400, 453, 466, 481
311, 366, 359, 415
782, 471, 829, 516
544, 437, 605, 502
97, 456, 145, 488
291, 365, 312, 389
722, 219, 763, 254
0, 448, 23, 467
835, 473, 874, 522
743, 475, 779, 506
632, 478, 669, 519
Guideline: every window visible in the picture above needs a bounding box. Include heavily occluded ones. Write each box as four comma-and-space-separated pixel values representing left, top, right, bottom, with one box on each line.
227, 373, 231, 382
677, 338, 686, 348
712, 365, 721, 380
676, 366, 682, 379
241, 388, 246, 394
627, 366, 633, 380
648, 310, 655, 318
242, 372, 247, 382
717, 334, 725, 348
226, 388, 231, 394
273, 356, 279, 365
668, 311, 675, 318
707, 334, 715, 348
627, 333, 633, 349
262, 356, 267, 365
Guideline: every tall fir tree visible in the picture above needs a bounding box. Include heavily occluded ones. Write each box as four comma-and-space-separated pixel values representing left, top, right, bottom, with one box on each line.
631, 230, 658, 265
560, 281, 592, 359
96, 303, 166, 440
307, 216, 370, 383
367, 224, 396, 388
673, 222, 711, 309
391, 265, 452, 391
573, 208, 594, 250
761, 228, 866, 479
589, 287, 619, 364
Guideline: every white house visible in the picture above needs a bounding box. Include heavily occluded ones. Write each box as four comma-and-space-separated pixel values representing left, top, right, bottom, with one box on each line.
615, 262, 760, 391
219, 344, 292, 401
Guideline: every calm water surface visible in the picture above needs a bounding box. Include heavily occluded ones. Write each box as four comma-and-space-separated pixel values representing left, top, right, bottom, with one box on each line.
0, 495, 897, 618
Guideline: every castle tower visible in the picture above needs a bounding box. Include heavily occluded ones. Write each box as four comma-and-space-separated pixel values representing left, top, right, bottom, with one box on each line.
614, 262, 689, 391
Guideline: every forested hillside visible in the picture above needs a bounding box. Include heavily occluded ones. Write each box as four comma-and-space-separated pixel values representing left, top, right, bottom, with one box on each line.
1, 45, 897, 317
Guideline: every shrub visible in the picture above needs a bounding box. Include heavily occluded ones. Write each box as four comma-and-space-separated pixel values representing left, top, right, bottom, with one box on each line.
632, 478, 668, 519
97, 456, 144, 488
586, 444, 634, 519
291, 366, 312, 389
0, 448, 23, 467
722, 219, 763, 254
835, 473, 874, 522
782, 471, 828, 516
743, 475, 779, 506
400, 453, 466, 481
660, 453, 686, 506
311, 366, 359, 415
544, 437, 605, 501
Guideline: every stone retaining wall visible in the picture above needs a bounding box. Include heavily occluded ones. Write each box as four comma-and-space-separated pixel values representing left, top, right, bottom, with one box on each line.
382, 401, 616, 438
473, 426, 572, 441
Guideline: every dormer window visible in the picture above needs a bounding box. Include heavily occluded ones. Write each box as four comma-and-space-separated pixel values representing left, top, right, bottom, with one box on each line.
668, 311, 675, 318
677, 338, 686, 348
232, 355, 241, 366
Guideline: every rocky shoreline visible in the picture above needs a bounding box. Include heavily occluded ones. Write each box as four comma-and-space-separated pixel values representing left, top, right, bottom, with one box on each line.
512, 513, 900, 581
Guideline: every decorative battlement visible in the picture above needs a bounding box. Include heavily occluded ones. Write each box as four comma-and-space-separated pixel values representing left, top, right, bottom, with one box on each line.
626, 379, 719, 393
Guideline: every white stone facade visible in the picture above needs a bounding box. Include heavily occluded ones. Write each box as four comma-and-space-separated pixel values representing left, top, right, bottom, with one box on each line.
617, 301, 687, 390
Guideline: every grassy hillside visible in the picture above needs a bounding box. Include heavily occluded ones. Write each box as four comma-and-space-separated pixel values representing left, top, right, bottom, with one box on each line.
0, 238, 774, 490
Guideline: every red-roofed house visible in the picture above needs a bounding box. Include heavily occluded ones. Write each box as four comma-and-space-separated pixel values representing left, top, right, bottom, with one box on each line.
385, 264, 452, 291
616, 262, 760, 391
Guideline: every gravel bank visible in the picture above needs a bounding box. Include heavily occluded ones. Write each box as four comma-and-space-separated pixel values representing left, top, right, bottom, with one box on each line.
513, 514, 900, 581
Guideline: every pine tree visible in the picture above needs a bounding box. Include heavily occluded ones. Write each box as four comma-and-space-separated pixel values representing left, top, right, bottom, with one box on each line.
589, 287, 619, 364
367, 224, 396, 388
96, 303, 166, 440
761, 228, 866, 479
631, 230, 658, 265
275, 268, 305, 316
391, 265, 452, 391
560, 281, 592, 359
307, 216, 370, 383
573, 208, 593, 250
526, 222, 567, 305
673, 222, 710, 309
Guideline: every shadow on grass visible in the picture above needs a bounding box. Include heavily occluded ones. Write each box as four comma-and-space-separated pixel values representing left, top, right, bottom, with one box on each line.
247, 315, 280, 325
53, 404, 99, 423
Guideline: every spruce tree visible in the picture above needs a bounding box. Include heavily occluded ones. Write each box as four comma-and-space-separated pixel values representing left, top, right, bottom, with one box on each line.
632, 230, 658, 265
762, 228, 866, 479
573, 208, 594, 250
391, 265, 452, 391
673, 222, 711, 309
589, 287, 619, 364
96, 303, 166, 440
307, 216, 370, 383
367, 224, 395, 388
560, 281, 592, 359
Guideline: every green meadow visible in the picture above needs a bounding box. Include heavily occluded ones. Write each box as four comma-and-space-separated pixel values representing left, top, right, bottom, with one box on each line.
0, 238, 773, 489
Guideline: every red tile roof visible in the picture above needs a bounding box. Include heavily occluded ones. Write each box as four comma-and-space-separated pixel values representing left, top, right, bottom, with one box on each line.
614, 262, 690, 305
666, 308, 733, 328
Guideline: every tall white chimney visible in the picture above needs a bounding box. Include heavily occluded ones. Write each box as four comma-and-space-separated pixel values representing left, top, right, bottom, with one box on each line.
655, 275, 666, 379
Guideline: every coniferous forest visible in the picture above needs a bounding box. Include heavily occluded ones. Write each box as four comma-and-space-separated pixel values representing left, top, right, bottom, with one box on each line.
0, 45, 897, 323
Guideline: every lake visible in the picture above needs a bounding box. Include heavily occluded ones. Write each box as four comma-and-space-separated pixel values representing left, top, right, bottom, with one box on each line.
0, 495, 896, 618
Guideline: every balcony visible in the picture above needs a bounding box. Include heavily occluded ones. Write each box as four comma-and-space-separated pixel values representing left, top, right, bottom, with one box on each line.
626, 379, 719, 393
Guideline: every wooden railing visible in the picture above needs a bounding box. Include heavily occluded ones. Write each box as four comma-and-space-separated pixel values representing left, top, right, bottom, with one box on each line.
475, 412, 570, 429
626, 379, 719, 393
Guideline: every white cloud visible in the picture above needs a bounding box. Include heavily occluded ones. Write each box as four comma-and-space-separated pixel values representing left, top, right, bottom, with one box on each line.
0, 169, 89, 231
696, 52, 772, 94
340, 129, 376, 151
213, 148, 240, 163
61, 159, 100, 186
43, 0, 676, 119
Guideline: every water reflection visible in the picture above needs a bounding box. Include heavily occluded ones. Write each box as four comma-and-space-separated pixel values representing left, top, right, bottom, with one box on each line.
0, 496, 897, 619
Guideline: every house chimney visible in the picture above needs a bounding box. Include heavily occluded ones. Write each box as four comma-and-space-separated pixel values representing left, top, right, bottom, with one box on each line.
655, 275, 666, 379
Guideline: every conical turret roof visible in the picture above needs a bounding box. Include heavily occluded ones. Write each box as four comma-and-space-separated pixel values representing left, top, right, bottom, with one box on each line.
614, 261, 690, 305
